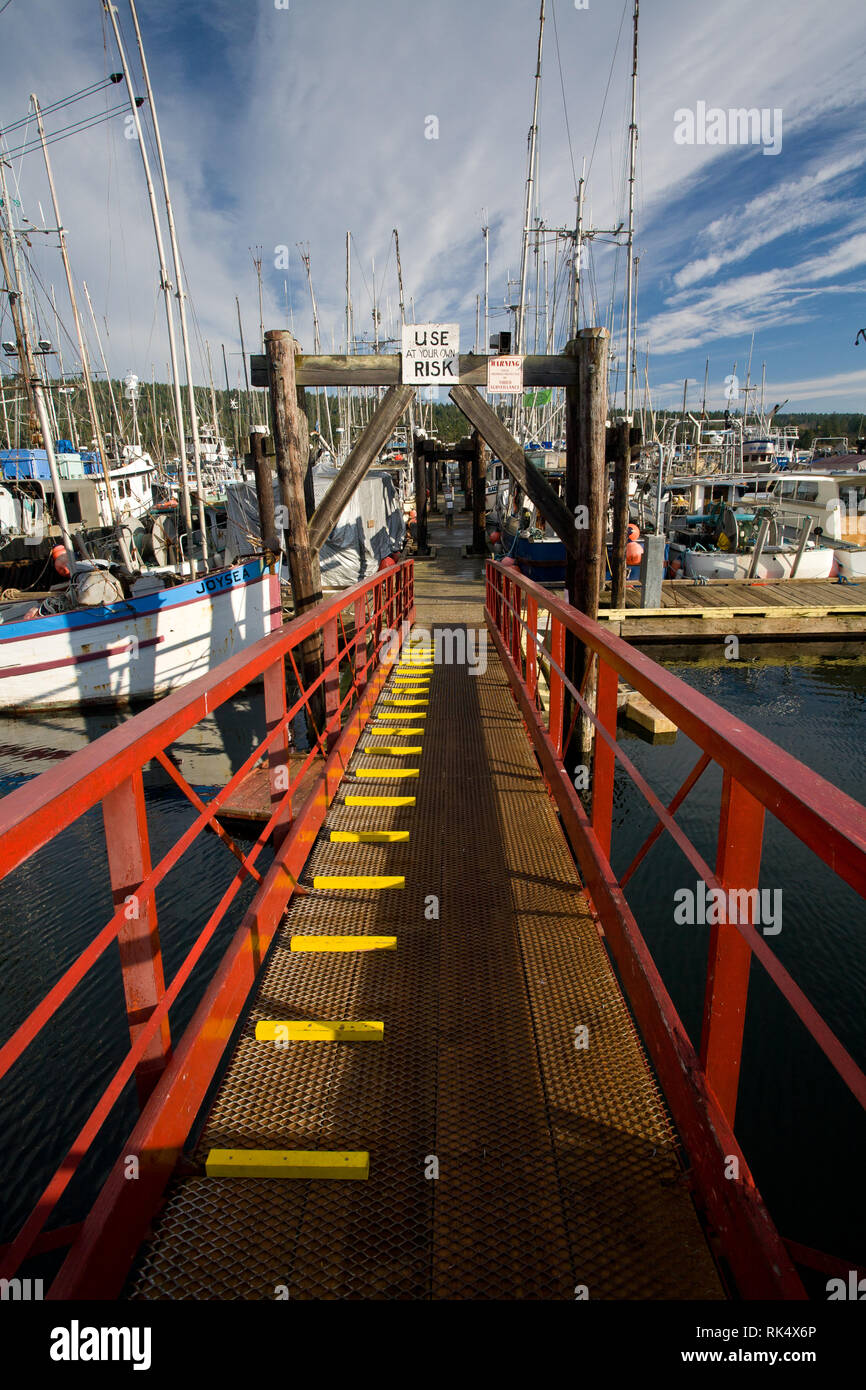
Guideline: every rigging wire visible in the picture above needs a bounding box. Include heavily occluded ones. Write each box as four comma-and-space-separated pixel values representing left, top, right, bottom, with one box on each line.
0, 77, 122, 137
585, 0, 630, 185
550, 0, 578, 199
1, 103, 135, 162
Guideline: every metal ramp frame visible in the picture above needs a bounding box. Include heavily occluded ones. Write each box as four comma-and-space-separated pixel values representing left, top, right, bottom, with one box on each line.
125, 629, 722, 1300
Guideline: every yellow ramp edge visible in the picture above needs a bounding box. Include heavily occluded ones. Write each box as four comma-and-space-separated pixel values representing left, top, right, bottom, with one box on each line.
313, 873, 406, 889
363, 746, 423, 755
345, 794, 415, 805
330, 829, 410, 843
355, 768, 419, 779
205, 1150, 369, 1180
370, 726, 423, 734
374, 711, 426, 720
382, 699, 428, 707
290, 935, 397, 951
255, 1020, 384, 1042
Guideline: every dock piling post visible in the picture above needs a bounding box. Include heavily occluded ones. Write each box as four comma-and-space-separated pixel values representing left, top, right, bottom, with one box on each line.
564, 329, 609, 767
265, 329, 324, 736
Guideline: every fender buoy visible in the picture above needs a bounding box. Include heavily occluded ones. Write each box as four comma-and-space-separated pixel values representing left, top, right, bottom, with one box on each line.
625, 540, 643, 566
51, 544, 70, 578
627, 523, 640, 541
489, 531, 501, 545
378, 554, 397, 571
829, 555, 840, 578
501, 557, 518, 570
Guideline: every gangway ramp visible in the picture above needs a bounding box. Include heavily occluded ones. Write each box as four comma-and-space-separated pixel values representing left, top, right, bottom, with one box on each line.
125, 629, 722, 1300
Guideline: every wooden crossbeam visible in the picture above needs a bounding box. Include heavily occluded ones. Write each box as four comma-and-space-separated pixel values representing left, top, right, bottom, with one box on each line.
270, 353, 579, 388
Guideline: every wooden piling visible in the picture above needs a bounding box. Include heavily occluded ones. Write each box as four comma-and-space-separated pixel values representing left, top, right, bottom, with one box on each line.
249, 428, 280, 557
414, 434, 429, 553
265, 329, 324, 730
564, 328, 609, 766
471, 428, 487, 554
609, 420, 632, 610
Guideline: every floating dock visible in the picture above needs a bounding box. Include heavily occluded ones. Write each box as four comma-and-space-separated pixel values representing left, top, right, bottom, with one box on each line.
599, 577, 866, 656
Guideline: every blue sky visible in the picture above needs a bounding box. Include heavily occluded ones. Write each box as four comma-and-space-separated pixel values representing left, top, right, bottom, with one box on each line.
1, 0, 865, 414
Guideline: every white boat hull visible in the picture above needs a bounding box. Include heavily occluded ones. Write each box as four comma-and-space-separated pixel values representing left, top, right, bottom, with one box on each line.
0, 560, 280, 712
832, 546, 866, 581
681, 547, 833, 581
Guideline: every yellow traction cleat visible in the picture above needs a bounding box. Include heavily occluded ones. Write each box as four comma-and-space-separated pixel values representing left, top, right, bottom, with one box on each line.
290, 935, 397, 951
313, 873, 405, 888
205, 1150, 369, 1180
255, 1020, 384, 1042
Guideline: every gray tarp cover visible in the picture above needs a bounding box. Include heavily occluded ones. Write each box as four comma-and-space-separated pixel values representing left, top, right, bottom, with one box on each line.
225, 462, 406, 588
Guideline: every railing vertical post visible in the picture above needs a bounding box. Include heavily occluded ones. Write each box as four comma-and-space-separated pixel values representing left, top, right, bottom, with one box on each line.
526, 595, 538, 703
700, 773, 765, 1124
591, 658, 619, 859
102, 771, 170, 1106
354, 593, 368, 692
370, 578, 381, 662
511, 577, 522, 668
263, 651, 290, 838
549, 614, 565, 756
323, 615, 340, 750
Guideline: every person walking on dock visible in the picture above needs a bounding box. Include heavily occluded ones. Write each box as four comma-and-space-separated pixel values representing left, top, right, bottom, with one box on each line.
444, 484, 454, 527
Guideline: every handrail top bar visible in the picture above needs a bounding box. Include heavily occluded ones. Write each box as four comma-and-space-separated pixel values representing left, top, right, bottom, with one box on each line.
488, 560, 866, 884
0, 563, 410, 877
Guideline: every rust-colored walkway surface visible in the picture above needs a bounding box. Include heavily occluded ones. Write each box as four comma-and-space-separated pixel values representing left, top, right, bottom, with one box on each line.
126, 618, 723, 1300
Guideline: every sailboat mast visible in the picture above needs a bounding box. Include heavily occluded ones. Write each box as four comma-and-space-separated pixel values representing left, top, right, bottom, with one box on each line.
572, 173, 585, 339
82, 280, 123, 449
127, 0, 208, 564
483, 218, 489, 357
236, 296, 252, 439
0, 182, 75, 559
624, 0, 639, 419
205, 341, 219, 436
516, 0, 545, 357
346, 231, 354, 447
0, 159, 39, 444
393, 226, 415, 452
31, 94, 132, 563
102, 0, 194, 575
221, 342, 240, 462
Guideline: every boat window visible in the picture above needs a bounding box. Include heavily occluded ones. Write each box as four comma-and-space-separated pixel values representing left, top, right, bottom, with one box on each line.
62, 490, 82, 523
780, 481, 794, 497
795, 481, 819, 502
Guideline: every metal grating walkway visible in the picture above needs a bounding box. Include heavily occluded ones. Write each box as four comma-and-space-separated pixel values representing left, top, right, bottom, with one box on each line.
125, 628, 724, 1300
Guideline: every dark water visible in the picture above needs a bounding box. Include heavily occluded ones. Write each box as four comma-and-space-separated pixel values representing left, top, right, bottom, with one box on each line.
0, 696, 274, 1246
0, 661, 864, 1275
611, 659, 866, 1264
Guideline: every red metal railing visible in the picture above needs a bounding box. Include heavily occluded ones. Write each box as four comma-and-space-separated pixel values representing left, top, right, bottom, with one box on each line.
486, 559, 866, 1300
0, 560, 414, 1295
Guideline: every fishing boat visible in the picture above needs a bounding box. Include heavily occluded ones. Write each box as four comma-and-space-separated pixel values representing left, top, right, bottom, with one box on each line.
499, 493, 566, 584
741, 468, 866, 580
0, 556, 279, 712
666, 498, 833, 581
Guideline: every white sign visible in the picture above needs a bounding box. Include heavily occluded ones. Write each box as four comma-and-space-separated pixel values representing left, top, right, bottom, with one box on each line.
401, 324, 459, 383
487, 355, 524, 393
